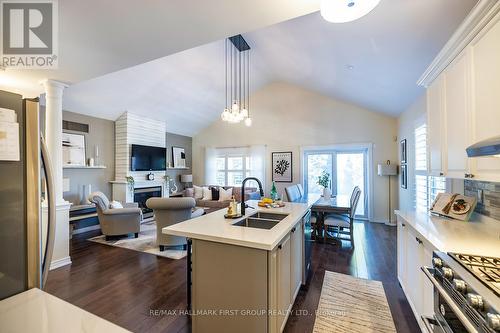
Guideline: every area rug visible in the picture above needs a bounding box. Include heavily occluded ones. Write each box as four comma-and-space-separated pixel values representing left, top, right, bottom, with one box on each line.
313, 271, 396, 333
88, 221, 187, 260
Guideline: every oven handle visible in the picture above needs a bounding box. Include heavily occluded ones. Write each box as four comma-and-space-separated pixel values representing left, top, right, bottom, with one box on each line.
421, 267, 478, 333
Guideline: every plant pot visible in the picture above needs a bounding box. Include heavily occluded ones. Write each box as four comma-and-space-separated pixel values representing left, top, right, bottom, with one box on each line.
323, 187, 331, 198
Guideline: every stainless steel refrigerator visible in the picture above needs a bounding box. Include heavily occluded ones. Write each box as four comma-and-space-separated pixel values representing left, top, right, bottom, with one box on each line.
0, 90, 56, 300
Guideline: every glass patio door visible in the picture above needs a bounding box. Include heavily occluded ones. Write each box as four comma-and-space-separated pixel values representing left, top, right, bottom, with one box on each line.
305, 149, 367, 218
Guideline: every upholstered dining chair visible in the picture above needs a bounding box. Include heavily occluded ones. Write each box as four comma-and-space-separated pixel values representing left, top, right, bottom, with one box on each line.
146, 197, 204, 251
88, 191, 142, 240
285, 185, 302, 202
297, 184, 304, 197
322, 186, 361, 245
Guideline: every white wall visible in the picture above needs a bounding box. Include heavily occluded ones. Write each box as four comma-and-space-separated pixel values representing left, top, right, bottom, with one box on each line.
397, 93, 426, 211
193, 82, 398, 223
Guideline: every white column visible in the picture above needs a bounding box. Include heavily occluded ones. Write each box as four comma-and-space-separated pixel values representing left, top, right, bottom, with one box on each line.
41, 79, 72, 269
42, 79, 68, 205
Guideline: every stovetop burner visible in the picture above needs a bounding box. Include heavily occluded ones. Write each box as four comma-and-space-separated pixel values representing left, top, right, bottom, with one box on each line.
449, 253, 500, 297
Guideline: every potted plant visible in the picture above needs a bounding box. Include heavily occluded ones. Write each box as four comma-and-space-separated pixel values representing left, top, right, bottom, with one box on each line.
317, 171, 331, 198
125, 176, 135, 193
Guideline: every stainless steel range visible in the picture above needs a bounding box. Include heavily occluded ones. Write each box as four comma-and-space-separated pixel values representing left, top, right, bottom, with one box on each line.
422, 251, 500, 333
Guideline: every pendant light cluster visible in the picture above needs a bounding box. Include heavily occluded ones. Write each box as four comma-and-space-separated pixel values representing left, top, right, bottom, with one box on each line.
221, 35, 252, 126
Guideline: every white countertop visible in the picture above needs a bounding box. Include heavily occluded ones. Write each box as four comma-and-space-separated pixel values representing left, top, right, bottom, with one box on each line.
395, 210, 500, 257
0, 288, 130, 333
163, 200, 312, 251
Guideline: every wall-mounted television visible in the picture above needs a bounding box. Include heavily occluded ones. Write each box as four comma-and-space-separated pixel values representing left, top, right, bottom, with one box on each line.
130, 144, 167, 171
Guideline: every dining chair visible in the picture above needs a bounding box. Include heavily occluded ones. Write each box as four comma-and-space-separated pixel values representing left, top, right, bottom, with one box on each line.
323, 186, 361, 245
297, 184, 304, 197
285, 185, 301, 202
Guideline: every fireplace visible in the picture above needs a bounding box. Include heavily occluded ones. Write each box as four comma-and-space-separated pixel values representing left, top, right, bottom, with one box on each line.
134, 186, 162, 218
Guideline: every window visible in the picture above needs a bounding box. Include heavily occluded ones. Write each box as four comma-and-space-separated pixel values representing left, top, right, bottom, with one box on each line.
215, 155, 251, 186
414, 123, 446, 211
304, 148, 368, 218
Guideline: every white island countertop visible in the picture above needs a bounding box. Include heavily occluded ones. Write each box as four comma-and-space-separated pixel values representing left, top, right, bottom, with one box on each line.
395, 210, 500, 257
163, 200, 312, 251
0, 288, 131, 333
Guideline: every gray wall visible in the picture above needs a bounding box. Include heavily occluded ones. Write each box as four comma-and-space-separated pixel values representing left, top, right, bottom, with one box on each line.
62, 111, 115, 205
166, 132, 192, 191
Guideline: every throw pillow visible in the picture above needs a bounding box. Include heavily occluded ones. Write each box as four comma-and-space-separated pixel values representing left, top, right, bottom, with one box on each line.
109, 200, 123, 209
211, 187, 220, 201
193, 185, 203, 199
219, 187, 233, 202
201, 186, 212, 201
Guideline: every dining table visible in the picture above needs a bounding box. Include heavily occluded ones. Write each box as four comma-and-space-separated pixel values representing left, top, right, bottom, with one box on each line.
295, 193, 351, 241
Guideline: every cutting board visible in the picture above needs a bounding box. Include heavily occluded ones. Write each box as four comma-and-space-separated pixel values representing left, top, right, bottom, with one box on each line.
430, 193, 477, 221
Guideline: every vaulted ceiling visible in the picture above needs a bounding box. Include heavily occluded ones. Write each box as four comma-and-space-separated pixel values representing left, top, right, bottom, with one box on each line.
60, 0, 477, 136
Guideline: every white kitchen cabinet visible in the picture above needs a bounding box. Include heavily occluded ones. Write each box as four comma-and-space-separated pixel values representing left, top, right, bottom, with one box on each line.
427, 75, 446, 176
290, 220, 303, 301
397, 216, 436, 331
469, 13, 500, 181
276, 235, 291, 333
444, 51, 472, 178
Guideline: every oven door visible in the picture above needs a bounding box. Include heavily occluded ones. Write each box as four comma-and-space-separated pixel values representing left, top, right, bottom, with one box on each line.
422, 315, 448, 333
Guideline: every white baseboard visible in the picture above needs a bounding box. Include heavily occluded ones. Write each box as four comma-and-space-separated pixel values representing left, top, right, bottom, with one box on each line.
50, 256, 72, 270
72, 225, 100, 235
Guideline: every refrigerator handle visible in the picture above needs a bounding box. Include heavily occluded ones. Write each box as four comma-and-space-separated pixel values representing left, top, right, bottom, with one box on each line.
40, 135, 56, 289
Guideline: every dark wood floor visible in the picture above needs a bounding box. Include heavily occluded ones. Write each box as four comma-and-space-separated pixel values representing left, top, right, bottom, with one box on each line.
45, 221, 420, 333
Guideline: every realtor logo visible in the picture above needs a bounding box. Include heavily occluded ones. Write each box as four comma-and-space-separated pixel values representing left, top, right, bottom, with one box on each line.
0, 0, 58, 68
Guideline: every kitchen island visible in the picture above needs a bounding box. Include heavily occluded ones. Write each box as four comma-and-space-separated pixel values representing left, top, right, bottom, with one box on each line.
163, 200, 312, 333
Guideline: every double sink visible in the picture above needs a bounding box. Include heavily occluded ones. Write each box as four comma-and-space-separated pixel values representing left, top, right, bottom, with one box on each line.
232, 212, 288, 230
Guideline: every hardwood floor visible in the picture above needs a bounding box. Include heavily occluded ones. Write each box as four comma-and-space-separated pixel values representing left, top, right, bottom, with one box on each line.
45, 221, 420, 333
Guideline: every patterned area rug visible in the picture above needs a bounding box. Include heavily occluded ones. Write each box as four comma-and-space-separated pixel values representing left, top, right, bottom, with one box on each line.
313, 271, 396, 333
88, 221, 187, 260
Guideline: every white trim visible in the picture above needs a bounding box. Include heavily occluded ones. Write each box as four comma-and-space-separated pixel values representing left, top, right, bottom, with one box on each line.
49, 256, 72, 270
71, 225, 100, 235
417, 0, 500, 87
299, 143, 374, 221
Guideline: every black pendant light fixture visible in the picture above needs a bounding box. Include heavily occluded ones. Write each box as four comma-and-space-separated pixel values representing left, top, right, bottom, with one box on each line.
221, 34, 252, 126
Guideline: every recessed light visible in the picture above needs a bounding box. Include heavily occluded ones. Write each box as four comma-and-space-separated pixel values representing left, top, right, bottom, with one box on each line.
346, 65, 354, 70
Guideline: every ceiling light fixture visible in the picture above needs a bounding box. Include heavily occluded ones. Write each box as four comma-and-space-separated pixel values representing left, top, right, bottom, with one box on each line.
221, 35, 252, 126
320, 0, 381, 23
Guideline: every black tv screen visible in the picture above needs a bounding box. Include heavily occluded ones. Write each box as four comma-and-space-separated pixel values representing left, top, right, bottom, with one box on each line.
130, 144, 166, 171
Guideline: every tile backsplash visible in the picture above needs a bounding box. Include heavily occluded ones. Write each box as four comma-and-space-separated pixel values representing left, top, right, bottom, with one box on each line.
464, 179, 500, 220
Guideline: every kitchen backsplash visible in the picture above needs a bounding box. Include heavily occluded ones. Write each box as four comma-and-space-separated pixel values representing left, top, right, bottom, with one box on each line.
464, 179, 500, 221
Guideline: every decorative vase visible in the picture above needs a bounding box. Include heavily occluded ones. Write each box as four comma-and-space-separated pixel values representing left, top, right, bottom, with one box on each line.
322, 187, 331, 198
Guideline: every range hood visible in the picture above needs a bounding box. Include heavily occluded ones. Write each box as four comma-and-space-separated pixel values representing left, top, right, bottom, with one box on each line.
466, 135, 500, 157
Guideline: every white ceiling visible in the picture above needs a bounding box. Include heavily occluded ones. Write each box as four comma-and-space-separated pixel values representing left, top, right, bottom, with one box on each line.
0, 0, 320, 96
62, 0, 477, 136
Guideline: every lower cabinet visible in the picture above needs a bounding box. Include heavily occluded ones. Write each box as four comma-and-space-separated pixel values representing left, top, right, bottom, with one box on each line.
396, 215, 436, 330
276, 235, 291, 332
290, 221, 303, 301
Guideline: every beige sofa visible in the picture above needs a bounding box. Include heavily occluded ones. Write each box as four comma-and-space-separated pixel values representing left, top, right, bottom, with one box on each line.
184, 186, 260, 210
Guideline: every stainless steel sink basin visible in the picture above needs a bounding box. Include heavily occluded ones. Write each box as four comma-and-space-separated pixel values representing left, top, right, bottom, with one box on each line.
232, 212, 288, 230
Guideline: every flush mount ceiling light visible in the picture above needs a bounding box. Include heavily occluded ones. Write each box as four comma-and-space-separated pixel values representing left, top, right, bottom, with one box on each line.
321, 0, 381, 23
221, 35, 252, 126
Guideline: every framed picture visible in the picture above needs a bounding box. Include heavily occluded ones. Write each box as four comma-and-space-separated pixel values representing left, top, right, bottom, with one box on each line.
172, 146, 186, 168
62, 132, 86, 166
272, 152, 292, 182
401, 164, 407, 189
400, 139, 407, 164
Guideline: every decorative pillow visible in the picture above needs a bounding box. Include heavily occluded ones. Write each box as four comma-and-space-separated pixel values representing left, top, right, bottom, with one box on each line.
201, 186, 212, 201
219, 187, 233, 202
211, 187, 220, 201
193, 185, 203, 199
109, 200, 123, 209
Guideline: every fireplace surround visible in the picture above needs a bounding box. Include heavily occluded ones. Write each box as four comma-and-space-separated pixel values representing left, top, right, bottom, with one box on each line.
134, 186, 162, 218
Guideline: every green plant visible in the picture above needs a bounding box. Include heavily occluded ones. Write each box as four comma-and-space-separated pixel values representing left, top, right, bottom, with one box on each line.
125, 176, 135, 191
317, 171, 330, 188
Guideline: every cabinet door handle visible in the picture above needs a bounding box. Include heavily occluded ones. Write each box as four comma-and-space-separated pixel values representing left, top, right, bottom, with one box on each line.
465, 173, 469, 178
439, 172, 444, 176
278, 244, 282, 250
416, 237, 423, 245
291, 227, 296, 233
469, 174, 474, 178
401, 223, 406, 227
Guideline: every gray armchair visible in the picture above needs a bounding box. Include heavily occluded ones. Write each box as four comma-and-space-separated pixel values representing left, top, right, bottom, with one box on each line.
88, 192, 142, 240
146, 197, 204, 251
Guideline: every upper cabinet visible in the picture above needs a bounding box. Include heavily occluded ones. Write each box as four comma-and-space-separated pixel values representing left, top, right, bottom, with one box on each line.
469, 13, 500, 181
420, 3, 500, 182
